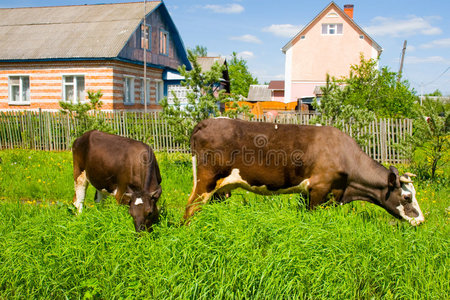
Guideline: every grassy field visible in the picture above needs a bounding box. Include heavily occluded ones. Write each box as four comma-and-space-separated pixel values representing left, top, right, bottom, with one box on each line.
0, 149, 448, 299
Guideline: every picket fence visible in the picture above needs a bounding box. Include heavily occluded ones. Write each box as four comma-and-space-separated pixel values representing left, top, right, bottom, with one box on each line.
0, 110, 412, 164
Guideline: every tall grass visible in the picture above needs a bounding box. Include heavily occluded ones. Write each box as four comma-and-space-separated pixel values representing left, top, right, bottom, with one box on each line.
0, 149, 448, 299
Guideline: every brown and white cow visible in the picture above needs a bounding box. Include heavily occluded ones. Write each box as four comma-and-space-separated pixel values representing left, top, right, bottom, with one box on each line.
72, 130, 162, 232
183, 118, 424, 226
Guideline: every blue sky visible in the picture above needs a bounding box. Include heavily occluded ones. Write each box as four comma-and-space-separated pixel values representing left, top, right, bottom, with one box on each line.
2, 0, 450, 95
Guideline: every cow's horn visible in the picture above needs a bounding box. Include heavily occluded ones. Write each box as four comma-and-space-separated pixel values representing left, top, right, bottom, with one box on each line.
404, 172, 417, 177
400, 176, 413, 183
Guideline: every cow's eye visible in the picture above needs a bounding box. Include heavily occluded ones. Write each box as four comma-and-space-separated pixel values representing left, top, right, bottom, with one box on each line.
403, 194, 412, 202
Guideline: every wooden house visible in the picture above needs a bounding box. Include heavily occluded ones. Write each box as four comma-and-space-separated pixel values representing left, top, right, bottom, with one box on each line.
0, 1, 191, 111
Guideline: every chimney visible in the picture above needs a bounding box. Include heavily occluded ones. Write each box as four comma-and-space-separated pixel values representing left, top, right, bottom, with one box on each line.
344, 4, 354, 19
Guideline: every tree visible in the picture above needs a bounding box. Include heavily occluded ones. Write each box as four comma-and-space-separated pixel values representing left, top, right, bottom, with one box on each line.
425, 89, 443, 97
318, 55, 417, 118
160, 50, 250, 146
190, 45, 208, 57
228, 52, 258, 97
59, 90, 112, 138
313, 74, 376, 145
314, 55, 418, 145
409, 98, 449, 179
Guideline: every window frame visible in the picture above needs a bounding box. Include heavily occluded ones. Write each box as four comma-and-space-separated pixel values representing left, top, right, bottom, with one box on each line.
8, 75, 30, 105
141, 24, 152, 51
140, 77, 151, 105
321, 23, 343, 35
159, 29, 169, 56
123, 76, 135, 105
155, 80, 164, 104
62, 74, 85, 103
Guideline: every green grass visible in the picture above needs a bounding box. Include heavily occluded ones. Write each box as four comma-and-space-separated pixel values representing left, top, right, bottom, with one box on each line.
0, 149, 449, 299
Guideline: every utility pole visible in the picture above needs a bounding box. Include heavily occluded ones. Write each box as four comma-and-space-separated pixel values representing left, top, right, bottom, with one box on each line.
397, 40, 407, 82
143, 0, 147, 113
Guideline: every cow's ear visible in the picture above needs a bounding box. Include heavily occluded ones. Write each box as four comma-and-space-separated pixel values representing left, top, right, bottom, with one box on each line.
150, 186, 162, 199
388, 171, 397, 189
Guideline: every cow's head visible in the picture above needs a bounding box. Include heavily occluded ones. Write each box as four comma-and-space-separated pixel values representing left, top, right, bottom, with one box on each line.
127, 187, 161, 232
382, 166, 424, 226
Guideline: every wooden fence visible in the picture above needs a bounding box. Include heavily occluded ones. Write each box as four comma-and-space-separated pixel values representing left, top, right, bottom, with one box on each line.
0, 110, 412, 164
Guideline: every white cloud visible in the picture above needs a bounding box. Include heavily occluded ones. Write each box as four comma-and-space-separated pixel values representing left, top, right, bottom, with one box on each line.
420, 38, 450, 49
229, 34, 262, 44
405, 56, 448, 64
203, 4, 244, 14
237, 51, 254, 59
364, 16, 442, 37
262, 24, 303, 38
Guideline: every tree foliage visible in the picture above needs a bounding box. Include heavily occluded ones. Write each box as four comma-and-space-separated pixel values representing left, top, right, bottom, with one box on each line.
408, 98, 449, 179
228, 52, 258, 97
59, 90, 112, 138
314, 55, 417, 145
190, 45, 208, 57
160, 50, 251, 146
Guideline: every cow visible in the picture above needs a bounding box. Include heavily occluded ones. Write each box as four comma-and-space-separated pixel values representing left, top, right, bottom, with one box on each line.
183, 118, 424, 226
72, 130, 162, 232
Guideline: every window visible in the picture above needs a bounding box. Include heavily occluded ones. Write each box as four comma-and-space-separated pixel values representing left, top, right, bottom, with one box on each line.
159, 29, 169, 55
155, 80, 164, 104
359, 35, 364, 40
141, 25, 151, 51
300, 35, 306, 39
124, 76, 135, 104
63, 75, 85, 103
9, 76, 30, 104
322, 23, 343, 35
140, 78, 151, 104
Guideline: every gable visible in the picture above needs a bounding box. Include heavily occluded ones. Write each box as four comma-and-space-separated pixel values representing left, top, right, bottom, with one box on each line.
118, 4, 191, 71
282, 2, 381, 54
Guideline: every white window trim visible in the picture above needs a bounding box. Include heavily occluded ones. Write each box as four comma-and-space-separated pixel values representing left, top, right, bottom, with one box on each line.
62, 74, 86, 103
8, 75, 30, 105
321, 23, 343, 35
140, 77, 151, 105
124, 76, 135, 105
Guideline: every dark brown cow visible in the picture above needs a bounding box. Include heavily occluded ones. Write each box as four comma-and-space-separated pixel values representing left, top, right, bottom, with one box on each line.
184, 118, 424, 226
72, 130, 162, 232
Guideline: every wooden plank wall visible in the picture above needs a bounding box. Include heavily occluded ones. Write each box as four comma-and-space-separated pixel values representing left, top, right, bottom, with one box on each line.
0, 111, 413, 164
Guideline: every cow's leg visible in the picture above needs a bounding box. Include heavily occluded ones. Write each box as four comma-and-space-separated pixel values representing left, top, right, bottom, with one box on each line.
183, 170, 217, 222
114, 185, 131, 205
94, 190, 106, 203
73, 170, 88, 213
308, 177, 333, 209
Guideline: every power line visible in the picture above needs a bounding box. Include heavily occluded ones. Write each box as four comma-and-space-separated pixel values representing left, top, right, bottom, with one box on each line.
423, 66, 450, 86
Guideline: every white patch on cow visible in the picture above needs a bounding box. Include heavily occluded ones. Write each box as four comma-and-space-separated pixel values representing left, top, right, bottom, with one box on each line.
215, 168, 310, 196
74, 171, 88, 213
397, 182, 425, 226
135, 197, 144, 205
275, 124, 278, 130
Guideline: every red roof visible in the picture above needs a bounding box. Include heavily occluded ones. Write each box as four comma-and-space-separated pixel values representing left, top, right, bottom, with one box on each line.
268, 80, 284, 90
